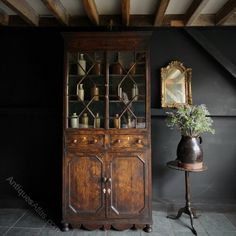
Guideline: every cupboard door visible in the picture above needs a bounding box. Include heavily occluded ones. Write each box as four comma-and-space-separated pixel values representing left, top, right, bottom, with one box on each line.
108, 152, 148, 218
64, 152, 105, 218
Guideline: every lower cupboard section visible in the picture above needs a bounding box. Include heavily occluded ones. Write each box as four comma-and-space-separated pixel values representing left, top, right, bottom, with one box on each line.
62, 151, 152, 232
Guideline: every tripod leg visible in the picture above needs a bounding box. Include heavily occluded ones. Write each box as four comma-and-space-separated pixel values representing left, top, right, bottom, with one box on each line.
167, 207, 185, 219
189, 212, 197, 235
186, 171, 198, 235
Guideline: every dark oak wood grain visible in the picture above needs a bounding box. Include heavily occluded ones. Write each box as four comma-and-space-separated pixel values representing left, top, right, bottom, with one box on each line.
154, 0, 170, 26
41, 0, 69, 25
121, 0, 130, 26
82, 0, 100, 25
0, 9, 9, 25
1, 0, 39, 26
62, 32, 152, 232
185, 0, 210, 26
216, 0, 236, 25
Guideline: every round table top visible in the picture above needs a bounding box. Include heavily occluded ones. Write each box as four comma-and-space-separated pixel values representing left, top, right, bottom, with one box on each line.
167, 160, 207, 172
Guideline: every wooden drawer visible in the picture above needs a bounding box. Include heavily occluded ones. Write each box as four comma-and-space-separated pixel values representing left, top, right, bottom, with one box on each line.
110, 134, 147, 150
65, 134, 105, 150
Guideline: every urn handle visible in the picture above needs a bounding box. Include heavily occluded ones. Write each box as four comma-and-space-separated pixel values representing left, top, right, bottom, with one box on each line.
199, 136, 202, 144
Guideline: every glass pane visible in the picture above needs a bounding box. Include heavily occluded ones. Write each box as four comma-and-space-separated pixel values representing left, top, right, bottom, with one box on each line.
67, 51, 105, 129
108, 51, 146, 129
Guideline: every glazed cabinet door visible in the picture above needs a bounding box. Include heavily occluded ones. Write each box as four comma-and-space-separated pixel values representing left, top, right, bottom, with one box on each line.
64, 152, 106, 218
66, 51, 106, 129
107, 152, 148, 218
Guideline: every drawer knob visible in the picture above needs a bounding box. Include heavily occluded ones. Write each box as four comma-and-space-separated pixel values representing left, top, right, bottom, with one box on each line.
107, 188, 111, 194
108, 178, 112, 183
117, 139, 121, 143
137, 139, 142, 144
93, 139, 98, 143
73, 139, 78, 143
103, 188, 106, 194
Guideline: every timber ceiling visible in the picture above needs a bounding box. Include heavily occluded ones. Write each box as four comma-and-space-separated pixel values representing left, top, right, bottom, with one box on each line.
0, 0, 235, 27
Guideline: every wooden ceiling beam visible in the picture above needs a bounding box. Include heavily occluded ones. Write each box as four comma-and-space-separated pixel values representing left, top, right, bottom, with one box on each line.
1, 0, 39, 26
154, 0, 170, 26
3, 14, 236, 28
121, 0, 130, 26
0, 8, 9, 25
216, 0, 236, 25
82, 0, 99, 25
41, 0, 69, 25
185, 0, 210, 26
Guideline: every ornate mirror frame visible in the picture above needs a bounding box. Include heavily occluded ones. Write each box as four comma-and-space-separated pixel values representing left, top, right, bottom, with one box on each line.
161, 61, 192, 108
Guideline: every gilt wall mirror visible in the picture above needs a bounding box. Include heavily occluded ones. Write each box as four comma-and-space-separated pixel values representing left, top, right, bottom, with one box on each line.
161, 61, 192, 108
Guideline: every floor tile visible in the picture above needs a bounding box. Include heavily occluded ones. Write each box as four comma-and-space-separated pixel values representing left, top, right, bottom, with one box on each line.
0, 206, 235, 236
107, 230, 140, 236
152, 211, 172, 232
5, 227, 40, 236
0, 209, 26, 227
141, 228, 175, 236
14, 210, 46, 228
207, 231, 236, 236
72, 229, 106, 236
169, 214, 205, 232
199, 213, 236, 232
39, 228, 73, 235
173, 231, 208, 236
0, 227, 9, 235
225, 213, 236, 228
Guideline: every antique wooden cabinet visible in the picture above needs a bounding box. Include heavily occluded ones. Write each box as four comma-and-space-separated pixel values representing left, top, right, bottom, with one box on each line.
62, 32, 152, 232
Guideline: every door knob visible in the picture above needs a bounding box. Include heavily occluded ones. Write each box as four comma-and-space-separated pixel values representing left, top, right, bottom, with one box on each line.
102, 177, 107, 183
73, 139, 78, 143
107, 188, 111, 194
103, 188, 106, 194
137, 139, 142, 144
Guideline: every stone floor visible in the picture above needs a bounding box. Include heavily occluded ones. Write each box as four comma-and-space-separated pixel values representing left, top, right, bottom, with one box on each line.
0, 202, 236, 236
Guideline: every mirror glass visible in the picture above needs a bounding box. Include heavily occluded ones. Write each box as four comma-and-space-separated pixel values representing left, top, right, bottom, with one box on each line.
161, 61, 192, 108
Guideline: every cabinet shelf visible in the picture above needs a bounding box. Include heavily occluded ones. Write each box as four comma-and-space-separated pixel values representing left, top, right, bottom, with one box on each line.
69, 61, 146, 65
109, 100, 145, 103
69, 74, 105, 78
109, 74, 145, 78
68, 100, 104, 103
67, 94, 105, 98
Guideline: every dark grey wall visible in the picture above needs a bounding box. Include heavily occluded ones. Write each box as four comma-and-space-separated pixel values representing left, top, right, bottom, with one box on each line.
150, 28, 236, 203
0, 28, 235, 209
0, 29, 64, 212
